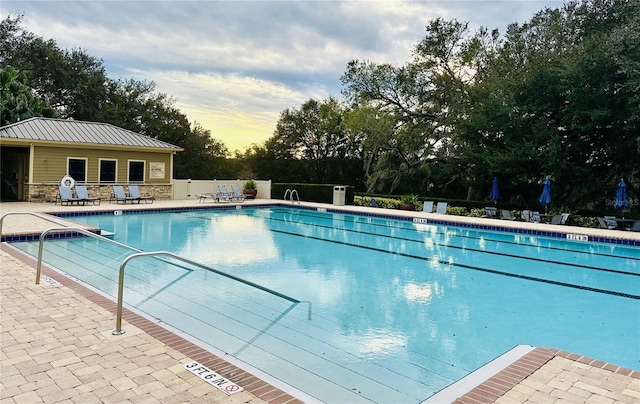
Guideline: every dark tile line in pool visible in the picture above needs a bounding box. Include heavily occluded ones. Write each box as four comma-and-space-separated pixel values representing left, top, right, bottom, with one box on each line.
1, 228, 101, 243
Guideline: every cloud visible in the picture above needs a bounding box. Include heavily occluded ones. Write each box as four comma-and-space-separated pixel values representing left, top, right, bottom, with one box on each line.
3, 0, 564, 151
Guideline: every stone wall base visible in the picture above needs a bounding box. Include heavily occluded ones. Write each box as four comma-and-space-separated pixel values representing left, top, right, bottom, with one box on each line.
26, 184, 172, 203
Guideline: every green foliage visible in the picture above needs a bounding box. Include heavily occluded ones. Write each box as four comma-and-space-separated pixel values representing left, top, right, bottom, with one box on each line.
342, 1, 639, 212
400, 194, 417, 204
0, 66, 57, 125
243, 180, 257, 190
271, 98, 358, 183
354, 195, 401, 209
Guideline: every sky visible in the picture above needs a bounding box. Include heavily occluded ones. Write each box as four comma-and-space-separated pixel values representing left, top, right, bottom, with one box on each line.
2, 0, 565, 152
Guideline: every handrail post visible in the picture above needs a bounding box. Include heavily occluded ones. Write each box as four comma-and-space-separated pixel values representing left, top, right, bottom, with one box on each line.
112, 257, 130, 335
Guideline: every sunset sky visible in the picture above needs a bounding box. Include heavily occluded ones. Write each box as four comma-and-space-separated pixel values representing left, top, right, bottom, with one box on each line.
2, 1, 564, 152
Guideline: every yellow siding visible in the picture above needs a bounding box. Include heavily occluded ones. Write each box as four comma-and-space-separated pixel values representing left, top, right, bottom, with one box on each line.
32, 146, 173, 184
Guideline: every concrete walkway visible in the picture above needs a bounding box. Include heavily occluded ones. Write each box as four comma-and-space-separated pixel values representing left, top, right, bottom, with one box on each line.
1, 200, 638, 403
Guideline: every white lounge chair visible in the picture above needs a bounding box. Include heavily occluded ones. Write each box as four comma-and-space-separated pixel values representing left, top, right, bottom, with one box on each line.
110, 185, 140, 204
483, 206, 498, 218
435, 202, 447, 214
217, 185, 232, 202
196, 193, 218, 203
598, 217, 618, 229
500, 209, 517, 220
423, 201, 434, 213
230, 185, 246, 202
128, 185, 154, 204
75, 185, 100, 205
531, 211, 541, 223
57, 186, 85, 206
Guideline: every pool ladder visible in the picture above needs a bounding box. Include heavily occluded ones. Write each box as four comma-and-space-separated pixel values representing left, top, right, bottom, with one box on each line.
1, 212, 312, 336
283, 188, 300, 204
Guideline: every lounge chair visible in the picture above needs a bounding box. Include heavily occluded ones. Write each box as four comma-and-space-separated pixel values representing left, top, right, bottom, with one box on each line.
550, 215, 562, 225
560, 213, 570, 225
598, 217, 618, 229
217, 185, 232, 202
630, 220, 640, 232
500, 209, 517, 220
230, 185, 247, 202
483, 206, 498, 218
110, 185, 140, 204
128, 185, 154, 204
196, 193, 218, 203
75, 185, 101, 205
423, 201, 434, 213
531, 211, 541, 223
521, 210, 532, 222
57, 186, 85, 206
435, 202, 447, 214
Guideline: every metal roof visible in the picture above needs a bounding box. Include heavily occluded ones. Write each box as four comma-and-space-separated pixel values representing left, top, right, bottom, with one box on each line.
0, 118, 182, 150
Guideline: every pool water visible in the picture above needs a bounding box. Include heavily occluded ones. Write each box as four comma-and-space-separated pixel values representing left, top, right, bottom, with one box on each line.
12, 207, 640, 403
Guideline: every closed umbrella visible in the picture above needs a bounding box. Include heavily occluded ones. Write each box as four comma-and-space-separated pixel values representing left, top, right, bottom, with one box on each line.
489, 177, 501, 204
539, 177, 551, 213
613, 179, 628, 210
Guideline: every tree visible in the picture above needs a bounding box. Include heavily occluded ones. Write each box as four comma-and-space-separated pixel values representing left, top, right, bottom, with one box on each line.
341, 19, 500, 193
455, 0, 640, 209
1, 66, 57, 125
271, 97, 354, 183
1, 15, 108, 121
1, 14, 235, 180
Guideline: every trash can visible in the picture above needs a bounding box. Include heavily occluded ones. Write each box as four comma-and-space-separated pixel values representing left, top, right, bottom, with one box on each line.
333, 186, 346, 206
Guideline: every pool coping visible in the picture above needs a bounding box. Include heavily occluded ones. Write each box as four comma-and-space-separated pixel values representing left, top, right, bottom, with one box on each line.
3, 200, 640, 247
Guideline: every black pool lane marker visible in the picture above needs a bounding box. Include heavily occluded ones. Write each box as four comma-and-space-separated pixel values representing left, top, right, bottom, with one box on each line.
268, 228, 640, 300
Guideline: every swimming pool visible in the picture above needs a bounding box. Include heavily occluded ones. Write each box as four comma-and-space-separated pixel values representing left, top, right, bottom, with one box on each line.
11, 206, 640, 403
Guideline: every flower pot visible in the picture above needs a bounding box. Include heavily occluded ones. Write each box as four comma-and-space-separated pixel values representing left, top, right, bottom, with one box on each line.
243, 189, 257, 199
399, 203, 415, 211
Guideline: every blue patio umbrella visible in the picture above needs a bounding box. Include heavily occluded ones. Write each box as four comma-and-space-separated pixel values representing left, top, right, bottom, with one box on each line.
489, 177, 501, 203
539, 177, 551, 212
614, 179, 628, 210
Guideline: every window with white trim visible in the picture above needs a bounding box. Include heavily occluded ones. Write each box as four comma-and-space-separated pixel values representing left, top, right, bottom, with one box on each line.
67, 158, 87, 183
128, 160, 145, 182
99, 159, 117, 183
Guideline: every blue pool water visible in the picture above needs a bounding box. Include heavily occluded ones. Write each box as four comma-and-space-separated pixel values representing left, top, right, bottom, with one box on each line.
12, 207, 640, 403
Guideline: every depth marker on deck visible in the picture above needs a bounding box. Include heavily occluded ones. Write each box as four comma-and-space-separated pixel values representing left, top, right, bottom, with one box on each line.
183, 361, 244, 395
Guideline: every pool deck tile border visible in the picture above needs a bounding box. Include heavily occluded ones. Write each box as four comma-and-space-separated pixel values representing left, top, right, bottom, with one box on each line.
454, 347, 639, 403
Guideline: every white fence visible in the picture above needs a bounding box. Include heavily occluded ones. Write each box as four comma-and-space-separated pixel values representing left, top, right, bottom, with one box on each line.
172, 179, 272, 200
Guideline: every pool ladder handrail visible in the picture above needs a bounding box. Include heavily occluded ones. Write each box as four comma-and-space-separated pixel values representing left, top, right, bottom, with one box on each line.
32, 226, 312, 336
283, 188, 300, 204
35, 226, 145, 285
113, 251, 312, 335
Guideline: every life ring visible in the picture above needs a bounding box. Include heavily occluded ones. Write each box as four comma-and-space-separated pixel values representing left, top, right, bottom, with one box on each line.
60, 175, 75, 188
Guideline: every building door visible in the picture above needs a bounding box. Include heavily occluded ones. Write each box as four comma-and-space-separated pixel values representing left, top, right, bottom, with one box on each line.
1, 146, 29, 201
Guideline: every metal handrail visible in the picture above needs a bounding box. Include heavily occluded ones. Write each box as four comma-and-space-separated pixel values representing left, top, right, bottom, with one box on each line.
291, 189, 300, 203
29, 222, 312, 336
283, 188, 300, 204
1, 212, 71, 240
36, 226, 144, 284
113, 251, 312, 335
